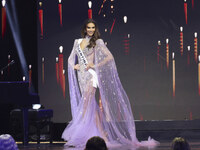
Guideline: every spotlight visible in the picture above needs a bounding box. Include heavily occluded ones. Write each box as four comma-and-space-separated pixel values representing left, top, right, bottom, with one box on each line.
2, 0, 6, 7
166, 38, 169, 44
88, 1, 92, 8
32, 104, 41, 110
23, 76, 25, 81
180, 26, 183, 32
39, 2, 42, 7
172, 52, 175, 59
123, 16, 127, 23
29, 65, 32, 70
194, 32, 197, 38
187, 46, 190, 51
59, 46, 63, 53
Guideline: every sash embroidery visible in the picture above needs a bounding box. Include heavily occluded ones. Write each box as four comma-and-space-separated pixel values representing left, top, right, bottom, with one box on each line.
76, 39, 99, 88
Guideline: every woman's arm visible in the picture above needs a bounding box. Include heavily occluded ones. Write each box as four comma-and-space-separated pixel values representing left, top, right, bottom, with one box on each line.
68, 40, 77, 68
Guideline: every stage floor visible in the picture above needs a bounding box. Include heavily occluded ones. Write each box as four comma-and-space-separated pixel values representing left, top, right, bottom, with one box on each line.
18, 141, 200, 150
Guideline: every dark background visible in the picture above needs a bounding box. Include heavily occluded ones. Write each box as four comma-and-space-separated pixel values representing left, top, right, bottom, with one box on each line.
37, 0, 200, 122
1, 0, 200, 125
0, 0, 37, 134
0, 0, 37, 89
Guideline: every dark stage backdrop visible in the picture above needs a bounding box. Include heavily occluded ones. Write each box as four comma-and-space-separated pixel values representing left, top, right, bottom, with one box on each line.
0, 0, 37, 86
37, 0, 200, 122
0, 0, 37, 134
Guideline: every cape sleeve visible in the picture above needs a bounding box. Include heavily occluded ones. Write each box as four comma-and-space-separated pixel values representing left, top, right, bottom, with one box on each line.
94, 39, 138, 142
68, 39, 81, 119
95, 39, 114, 68
68, 40, 77, 68
94, 39, 159, 146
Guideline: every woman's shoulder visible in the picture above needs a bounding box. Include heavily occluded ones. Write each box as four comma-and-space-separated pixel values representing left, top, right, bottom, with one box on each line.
73, 38, 103, 44
96, 38, 104, 45
74, 38, 83, 42
73, 38, 83, 44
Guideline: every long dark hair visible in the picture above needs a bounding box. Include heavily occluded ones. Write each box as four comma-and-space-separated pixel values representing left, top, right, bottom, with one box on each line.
81, 19, 101, 48
171, 137, 190, 150
84, 136, 108, 150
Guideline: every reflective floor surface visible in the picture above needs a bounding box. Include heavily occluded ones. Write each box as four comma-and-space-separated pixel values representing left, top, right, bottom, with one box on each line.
18, 141, 200, 150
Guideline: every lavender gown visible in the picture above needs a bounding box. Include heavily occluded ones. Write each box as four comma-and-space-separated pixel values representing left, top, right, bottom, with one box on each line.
62, 38, 158, 148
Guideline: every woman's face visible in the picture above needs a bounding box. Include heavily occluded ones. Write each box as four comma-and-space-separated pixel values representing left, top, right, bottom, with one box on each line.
86, 23, 95, 37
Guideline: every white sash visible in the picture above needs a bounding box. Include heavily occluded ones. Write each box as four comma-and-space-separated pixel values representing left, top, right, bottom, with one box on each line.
76, 39, 99, 88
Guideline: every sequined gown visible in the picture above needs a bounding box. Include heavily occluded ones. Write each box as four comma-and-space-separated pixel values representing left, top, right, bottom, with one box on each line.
77, 46, 95, 96
62, 39, 106, 147
62, 38, 159, 148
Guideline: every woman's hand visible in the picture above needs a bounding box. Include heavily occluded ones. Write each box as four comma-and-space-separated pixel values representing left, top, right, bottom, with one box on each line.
74, 64, 80, 70
86, 63, 94, 70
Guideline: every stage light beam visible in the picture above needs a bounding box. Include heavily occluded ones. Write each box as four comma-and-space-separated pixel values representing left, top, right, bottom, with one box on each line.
5, 2, 29, 81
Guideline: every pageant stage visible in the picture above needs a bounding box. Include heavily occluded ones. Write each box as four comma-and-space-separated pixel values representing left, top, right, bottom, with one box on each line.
1, 0, 200, 149
15, 119, 200, 149
17, 141, 200, 150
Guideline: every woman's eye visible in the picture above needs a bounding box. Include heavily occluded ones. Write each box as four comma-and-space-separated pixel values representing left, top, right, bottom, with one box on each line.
87, 27, 95, 29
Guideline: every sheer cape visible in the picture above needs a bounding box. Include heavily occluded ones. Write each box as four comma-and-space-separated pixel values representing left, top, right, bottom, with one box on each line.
62, 39, 159, 148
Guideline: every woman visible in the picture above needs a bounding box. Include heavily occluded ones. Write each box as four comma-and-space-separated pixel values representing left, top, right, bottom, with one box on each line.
62, 19, 158, 148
